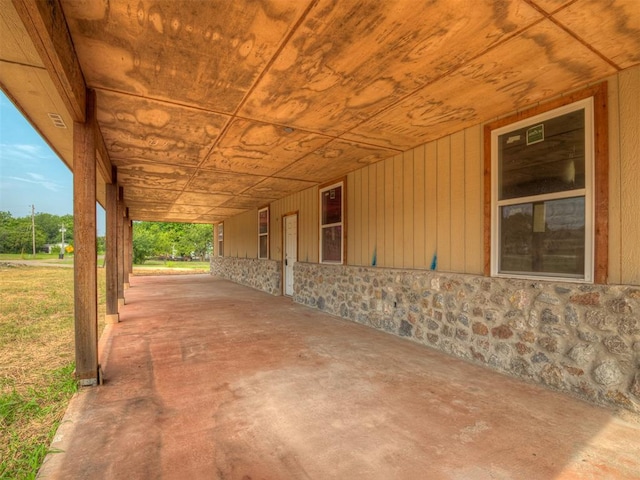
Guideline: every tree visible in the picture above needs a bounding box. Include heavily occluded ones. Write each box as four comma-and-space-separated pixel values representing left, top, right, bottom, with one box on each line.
0, 211, 75, 253
131, 221, 213, 263
0, 211, 47, 253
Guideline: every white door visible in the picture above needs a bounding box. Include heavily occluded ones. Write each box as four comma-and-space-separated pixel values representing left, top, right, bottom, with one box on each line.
284, 214, 297, 296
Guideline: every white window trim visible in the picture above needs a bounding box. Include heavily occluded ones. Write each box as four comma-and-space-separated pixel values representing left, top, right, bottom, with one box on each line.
258, 206, 269, 260
490, 97, 595, 283
319, 181, 344, 264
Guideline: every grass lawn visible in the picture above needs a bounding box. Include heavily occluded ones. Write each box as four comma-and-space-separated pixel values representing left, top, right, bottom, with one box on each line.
0, 265, 106, 479
133, 259, 211, 275
0, 253, 64, 261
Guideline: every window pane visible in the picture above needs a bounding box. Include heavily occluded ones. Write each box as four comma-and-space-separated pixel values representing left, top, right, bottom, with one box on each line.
259, 235, 268, 258
321, 225, 342, 262
322, 186, 342, 225
259, 210, 268, 234
499, 109, 585, 200
500, 197, 585, 277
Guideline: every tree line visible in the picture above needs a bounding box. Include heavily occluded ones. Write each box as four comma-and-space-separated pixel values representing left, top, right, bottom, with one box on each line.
1, 212, 213, 263
0, 211, 75, 254
132, 221, 213, 264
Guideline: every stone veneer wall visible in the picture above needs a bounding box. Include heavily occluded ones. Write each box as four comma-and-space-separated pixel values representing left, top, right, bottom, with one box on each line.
293, 262, 640, 414
211, 257, 282, 296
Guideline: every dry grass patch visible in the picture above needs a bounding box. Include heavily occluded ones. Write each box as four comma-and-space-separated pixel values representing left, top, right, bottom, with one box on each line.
0, 265, 106, 479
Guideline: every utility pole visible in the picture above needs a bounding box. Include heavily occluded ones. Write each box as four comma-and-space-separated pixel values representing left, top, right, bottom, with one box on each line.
59, 223, 67, 259
31, 204, 36, 256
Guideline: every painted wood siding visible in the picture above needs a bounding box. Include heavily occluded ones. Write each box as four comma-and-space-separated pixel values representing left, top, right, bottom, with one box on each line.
222, 210, 257, 258
220, 65, 639, 284
344, 125, 483, 273
609, 65, 640, 285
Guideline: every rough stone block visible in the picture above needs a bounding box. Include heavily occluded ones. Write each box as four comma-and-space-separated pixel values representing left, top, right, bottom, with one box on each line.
472, 322, 489, 336
603, 335, 629, 355
593, 361, 623, 386
569, 292, 600, 306
491, 324, 513, 339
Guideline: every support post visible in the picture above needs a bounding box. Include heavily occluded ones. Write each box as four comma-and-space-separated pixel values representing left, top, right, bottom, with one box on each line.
124, 211, 131, 290
117, 188, 125, 306
105, 173, 119, 324
73, 90, 98, 385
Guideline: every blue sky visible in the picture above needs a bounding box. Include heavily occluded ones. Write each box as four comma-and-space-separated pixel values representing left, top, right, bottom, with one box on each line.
0, 90, 105, 234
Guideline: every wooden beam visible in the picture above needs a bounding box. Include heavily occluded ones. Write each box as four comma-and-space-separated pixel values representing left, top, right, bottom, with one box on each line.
94, 111, 113, 184
12, 0, 87, 122
73, 89, 98, 384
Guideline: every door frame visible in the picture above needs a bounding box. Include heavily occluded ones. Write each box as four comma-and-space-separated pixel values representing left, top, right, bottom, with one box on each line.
282, 211, 299, 297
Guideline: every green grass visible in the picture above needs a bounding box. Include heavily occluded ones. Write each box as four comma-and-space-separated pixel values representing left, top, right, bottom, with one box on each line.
0, 253, 62, 261
0, 266, 106, 479
0, 364, 77, 480
133, 259, 211, 274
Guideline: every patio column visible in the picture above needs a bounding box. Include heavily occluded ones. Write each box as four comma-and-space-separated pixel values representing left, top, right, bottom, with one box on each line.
124, 212, 131, 289
117, 188, 125, 306
105, 172, 119, 324
73, 90, 98, 385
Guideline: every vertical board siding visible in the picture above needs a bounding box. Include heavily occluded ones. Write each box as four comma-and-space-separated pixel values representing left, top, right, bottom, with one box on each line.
393, 154, 404, 267
361, 167, 370, 267
619, 66, 640, 285
608, 75, 622, 284
403, 150, 414, 268
376, 161, 385, 267
223, 209, 257, 258
413, 145, 426, 269
464, 125, 484, 274
436, 137, 451, 272
450, 131, 466, 272
368, 164, 377, 267
384, 158, 394, 267
425, 141, 438, 270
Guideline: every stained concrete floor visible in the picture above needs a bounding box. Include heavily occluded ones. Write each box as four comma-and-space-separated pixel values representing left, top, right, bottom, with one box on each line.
38, 274, 640, 479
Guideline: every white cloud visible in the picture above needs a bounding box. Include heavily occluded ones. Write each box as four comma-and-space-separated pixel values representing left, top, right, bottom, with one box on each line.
0, 142, 52, 162
7, 174, 61, 192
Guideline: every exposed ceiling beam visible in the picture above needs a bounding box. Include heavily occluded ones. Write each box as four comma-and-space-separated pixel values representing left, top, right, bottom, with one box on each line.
93, 98, 113, 184
12, 0, 86, 122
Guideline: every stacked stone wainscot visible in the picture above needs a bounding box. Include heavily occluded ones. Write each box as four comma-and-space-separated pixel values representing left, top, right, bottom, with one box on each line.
293, 262, 640, 414
211, 257, 282, 296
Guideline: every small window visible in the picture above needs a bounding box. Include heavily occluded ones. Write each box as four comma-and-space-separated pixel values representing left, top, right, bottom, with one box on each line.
217, 223, 223, 257
258, 207, 269, 259
491, 98, 594, 282
320, 181, 344, 264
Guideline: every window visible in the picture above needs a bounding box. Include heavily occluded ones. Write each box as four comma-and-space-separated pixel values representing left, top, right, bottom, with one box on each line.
258, 207, 269, 259
320, 181, 344, 264
217, 223, 223, 257
491, 98, 594, 282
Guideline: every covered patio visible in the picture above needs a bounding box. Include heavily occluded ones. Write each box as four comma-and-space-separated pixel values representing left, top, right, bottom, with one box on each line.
38, 274, 639, 479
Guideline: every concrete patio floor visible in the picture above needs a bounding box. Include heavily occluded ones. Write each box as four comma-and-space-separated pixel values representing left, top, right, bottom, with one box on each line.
38, 274, 640, 479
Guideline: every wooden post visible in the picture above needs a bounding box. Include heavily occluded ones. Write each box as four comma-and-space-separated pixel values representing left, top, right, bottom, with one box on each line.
117, 188, 125, 306
73, 90, 98, 385
105, 172, 119, 324
128, 220, 134, 278
124, 211, 131, 290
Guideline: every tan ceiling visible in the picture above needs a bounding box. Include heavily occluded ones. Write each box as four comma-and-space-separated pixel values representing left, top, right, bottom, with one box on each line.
1, 0, 639, 224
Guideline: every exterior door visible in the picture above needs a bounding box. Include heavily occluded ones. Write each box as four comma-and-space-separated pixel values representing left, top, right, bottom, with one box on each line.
284, 213, 298, 296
